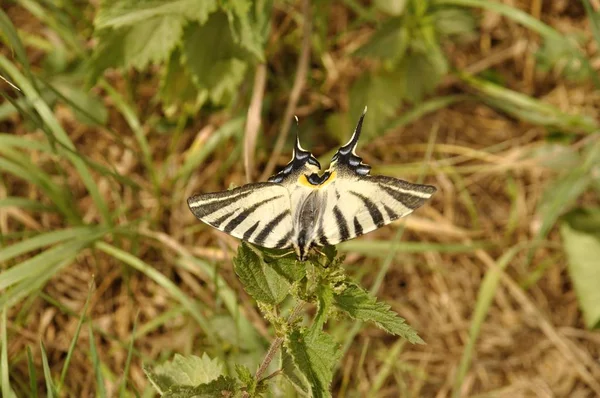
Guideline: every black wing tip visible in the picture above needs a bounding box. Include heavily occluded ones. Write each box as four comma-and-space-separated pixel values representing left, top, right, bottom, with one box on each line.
424, 185, 437, 195
340, 108, 367, 153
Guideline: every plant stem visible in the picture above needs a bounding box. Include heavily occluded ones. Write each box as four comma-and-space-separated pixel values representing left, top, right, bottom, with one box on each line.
255, 303, 305, 381
254, 337, 284, 381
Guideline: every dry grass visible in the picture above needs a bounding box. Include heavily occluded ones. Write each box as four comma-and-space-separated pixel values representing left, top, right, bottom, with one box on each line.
2, 1, 600, 397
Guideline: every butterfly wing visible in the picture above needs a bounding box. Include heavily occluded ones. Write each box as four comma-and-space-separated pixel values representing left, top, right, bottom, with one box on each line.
187, 182, 294, 249
315, 175, 436, 246
313, 107, 436, 246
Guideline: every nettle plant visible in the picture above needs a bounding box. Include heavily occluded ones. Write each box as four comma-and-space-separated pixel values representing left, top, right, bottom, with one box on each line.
144, 244, 422, 397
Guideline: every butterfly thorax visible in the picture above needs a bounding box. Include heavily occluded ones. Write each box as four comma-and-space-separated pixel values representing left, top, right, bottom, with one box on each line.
291, 189, 326, 261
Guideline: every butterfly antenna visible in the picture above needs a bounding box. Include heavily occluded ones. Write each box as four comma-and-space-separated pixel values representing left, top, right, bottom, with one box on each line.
293, 115, 310, 160
340, 106, 367, 155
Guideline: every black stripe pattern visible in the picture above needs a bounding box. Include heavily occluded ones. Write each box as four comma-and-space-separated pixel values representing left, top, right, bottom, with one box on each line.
350, 191, 384, 227
254, 210, 291, 245
333, 205, 350, 241
223, 196, 281, 233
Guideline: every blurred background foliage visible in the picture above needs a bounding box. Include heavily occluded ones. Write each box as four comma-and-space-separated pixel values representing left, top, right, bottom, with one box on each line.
1, 0, 599, 396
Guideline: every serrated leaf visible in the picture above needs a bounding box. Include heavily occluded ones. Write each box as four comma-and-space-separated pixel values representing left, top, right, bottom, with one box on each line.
221, 0, 271, 61
281, 348, 309, 394
233, 243, 290, 305
262, 250, 306, 283
144, 353, 223, 394
89, 15, 185, 82
333, 283, 423, 344
182, 13, 249, 106
235, 364, 253, 386
560, 221, 600, 329
164, 375, 237, 398
287, 328, 340, 398
95, 0, 217, 29
314, 285, 333, 332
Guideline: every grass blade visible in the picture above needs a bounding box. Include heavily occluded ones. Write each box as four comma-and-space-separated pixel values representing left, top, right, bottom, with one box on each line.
27, 346, 38, 398
95, 242, 218, 344
1, 307, 9, 398
0, 227, 99, 264
88, 323, 106, 398
176, 116, 245, 183
58, 282, 94, 392
40, 342, 57, 398
100, 80, 159, 197
0, 197, 56, 212
0, 55, 112, 225
459, 73, 598, 133
0, 8, 33, 82
452, 241, 545, 397
338, 240, 490, 256
119, 312, 138, 397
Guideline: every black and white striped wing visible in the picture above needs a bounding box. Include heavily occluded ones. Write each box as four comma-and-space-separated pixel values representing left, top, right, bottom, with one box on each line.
187, 182, 293, 249
314, 107, 436, 246
316, 176, 436, 246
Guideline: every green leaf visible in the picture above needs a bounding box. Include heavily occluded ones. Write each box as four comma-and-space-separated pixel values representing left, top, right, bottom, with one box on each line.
562, 208, 600, 235
90, 15, 186, 80
52, 82, 108, 126
349, 69, 405, 137
182, 13, 249, 106
280, 348, 310, 394
234, 364, 253, 386
397, 50, 445, 103
233, 243, 290, 305
287, 328, 340, 398
262, 250, 306, 283
354, 17, 407, 62
560, 221, 600, 329
164, 375, 237, 398
535, 142, 600, 241
333, 283, 423, 344
95, 0, 217, 29
221, 0, 271, 61
314, 285, 334, 332
434, 8, 476, 41
160, 50, 203, 116
144, 353, 223, 394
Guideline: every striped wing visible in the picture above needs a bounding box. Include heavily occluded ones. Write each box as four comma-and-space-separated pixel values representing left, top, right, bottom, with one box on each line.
314, 107, 436, 246
316, 176, 436, 246
187, 182, 293, 249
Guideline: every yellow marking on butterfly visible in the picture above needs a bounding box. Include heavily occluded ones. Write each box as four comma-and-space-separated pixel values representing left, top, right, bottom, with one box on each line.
297, 170, 337, 189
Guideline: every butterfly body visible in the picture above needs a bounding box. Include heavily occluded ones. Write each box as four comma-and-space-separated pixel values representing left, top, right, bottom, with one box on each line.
188, 109, 436, 261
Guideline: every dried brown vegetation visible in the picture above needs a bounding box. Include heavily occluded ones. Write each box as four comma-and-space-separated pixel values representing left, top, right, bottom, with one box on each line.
1, 1, 600, 397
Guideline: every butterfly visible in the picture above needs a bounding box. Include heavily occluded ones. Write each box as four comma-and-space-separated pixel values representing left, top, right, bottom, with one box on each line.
188, 108, 436, 261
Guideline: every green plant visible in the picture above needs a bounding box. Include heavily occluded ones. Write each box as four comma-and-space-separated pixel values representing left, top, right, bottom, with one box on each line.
144, 244, 422, 397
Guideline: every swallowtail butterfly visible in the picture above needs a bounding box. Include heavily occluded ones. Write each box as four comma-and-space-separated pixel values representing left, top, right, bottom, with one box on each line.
188, 109, 436, 261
